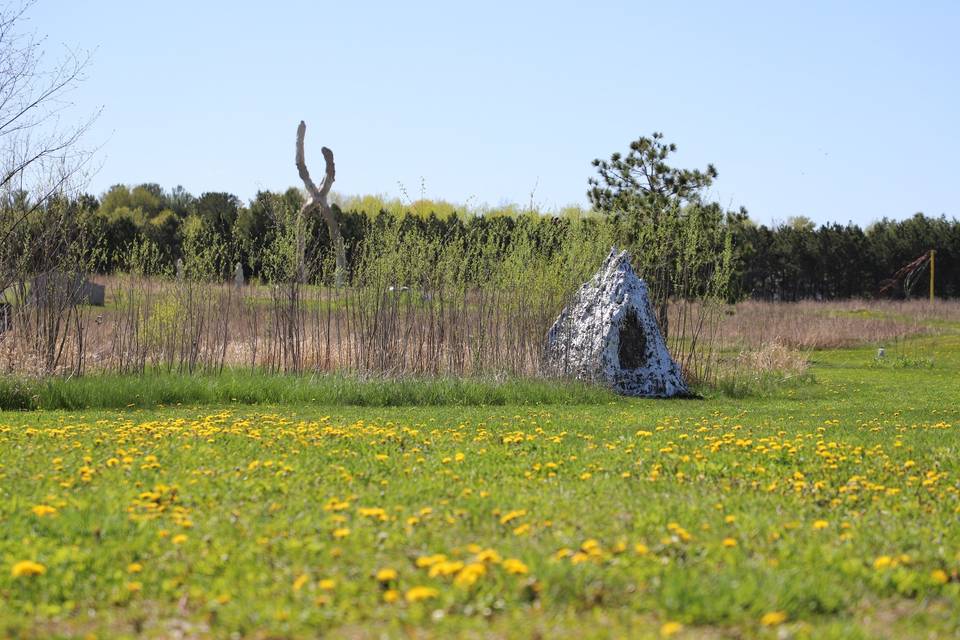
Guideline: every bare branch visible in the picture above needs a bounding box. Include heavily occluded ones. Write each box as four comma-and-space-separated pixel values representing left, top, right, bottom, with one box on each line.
295, 120, 318, 204
294, 120, 345, 285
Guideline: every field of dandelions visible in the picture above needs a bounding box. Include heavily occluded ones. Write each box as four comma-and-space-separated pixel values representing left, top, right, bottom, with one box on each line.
2, 333, 959, 639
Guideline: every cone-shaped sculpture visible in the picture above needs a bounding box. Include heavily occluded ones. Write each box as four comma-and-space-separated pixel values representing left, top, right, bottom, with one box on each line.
545, 248, 689, 397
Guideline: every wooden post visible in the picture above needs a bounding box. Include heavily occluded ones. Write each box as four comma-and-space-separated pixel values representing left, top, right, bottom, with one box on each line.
930, 249, 936, 302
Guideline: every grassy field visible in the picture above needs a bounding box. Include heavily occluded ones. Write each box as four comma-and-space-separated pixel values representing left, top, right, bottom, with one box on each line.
1, 335, 958, 638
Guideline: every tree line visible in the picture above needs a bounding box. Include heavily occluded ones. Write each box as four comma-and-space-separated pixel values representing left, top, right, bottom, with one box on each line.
3, 181, 955, 301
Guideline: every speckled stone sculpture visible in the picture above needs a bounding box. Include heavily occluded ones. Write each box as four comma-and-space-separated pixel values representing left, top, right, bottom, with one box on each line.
544, 248, 689, 397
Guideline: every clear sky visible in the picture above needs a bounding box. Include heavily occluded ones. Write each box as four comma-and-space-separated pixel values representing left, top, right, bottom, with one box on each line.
30, 0, 959, 226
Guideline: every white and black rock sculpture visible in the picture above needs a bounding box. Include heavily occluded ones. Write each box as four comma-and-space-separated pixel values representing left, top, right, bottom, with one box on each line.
544, 248, 690, 397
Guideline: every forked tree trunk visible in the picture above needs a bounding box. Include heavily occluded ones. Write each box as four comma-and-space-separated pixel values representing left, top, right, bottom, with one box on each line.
295, 120, 346, 286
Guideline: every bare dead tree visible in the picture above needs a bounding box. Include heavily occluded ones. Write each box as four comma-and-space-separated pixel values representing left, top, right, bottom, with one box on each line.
0, 2, 99, 372
0, 2, 99, 269
295, 120, 345, 286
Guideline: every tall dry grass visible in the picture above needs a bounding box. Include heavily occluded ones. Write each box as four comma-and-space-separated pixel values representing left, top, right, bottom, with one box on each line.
711, 299, 959, 350
2, 274, 955, 381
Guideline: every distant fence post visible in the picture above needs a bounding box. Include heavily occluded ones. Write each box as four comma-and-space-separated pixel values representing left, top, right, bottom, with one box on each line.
930, 249, 935, 302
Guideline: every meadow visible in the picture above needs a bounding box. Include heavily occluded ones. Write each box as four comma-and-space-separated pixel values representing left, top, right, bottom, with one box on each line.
1, 324, 958, 638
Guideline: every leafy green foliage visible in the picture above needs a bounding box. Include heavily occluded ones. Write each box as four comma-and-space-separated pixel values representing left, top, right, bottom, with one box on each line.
42, 181, 959, 301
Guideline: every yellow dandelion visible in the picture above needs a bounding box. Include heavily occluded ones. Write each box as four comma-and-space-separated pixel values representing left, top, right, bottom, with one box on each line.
416, 554, 447, 568
931, 569, 949, 585
332, 528, 351, 539
812, 520, 829, 530
127, 562, 143, 574
171, 534, 188, 545
634, 543, 650, 556
11, 560, 46, 578
319, 578, 336, 591
31, 504, 57, 517
376, 568, 398, 582
722, 537, 737, 548
454, 562, 486, 588
428, 560, 464, 578
405, 585, 439, 603
475, 549, 502, 564
503, 558, 529, 575
383, 588, 400, 603
126, 581, 143, 593
873, 555, 892, 570
499, 509, 526, 525
292, 573, 309, 591
760, 611, 787, 626
660, 621, 683, 637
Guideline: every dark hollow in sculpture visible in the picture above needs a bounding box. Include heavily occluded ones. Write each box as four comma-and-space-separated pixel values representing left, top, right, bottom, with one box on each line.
617, 308, 648, 370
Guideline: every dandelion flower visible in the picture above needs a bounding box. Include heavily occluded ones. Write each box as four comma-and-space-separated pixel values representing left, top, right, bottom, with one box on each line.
474, 549, 501, 564
454, 563, 486, 588
503, 558, 529, 575
499, 510, 526, 525
292, 574, 309, 591
428, 560, 464, 578
660, 621, 683, 637
383, 589, 400, 603
376, 568, 398, 583
416, 554, 447, 568
11, 561, 46, 578
405, 586, 439, 603
760, 611, 787, 626
31, 505, 57, 517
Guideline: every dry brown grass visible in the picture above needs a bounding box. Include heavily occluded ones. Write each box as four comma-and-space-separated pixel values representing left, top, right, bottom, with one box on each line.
709, 299, 960, 350
734, 339, 811, 376
2, 274, 957, 379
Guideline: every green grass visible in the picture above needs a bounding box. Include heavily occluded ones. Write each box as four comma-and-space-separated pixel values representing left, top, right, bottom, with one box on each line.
1, 335, 958, 638
0, 371, 617, 411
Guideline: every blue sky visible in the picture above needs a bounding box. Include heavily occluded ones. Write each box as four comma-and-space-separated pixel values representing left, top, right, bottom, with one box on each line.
31, 0, 959, 226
